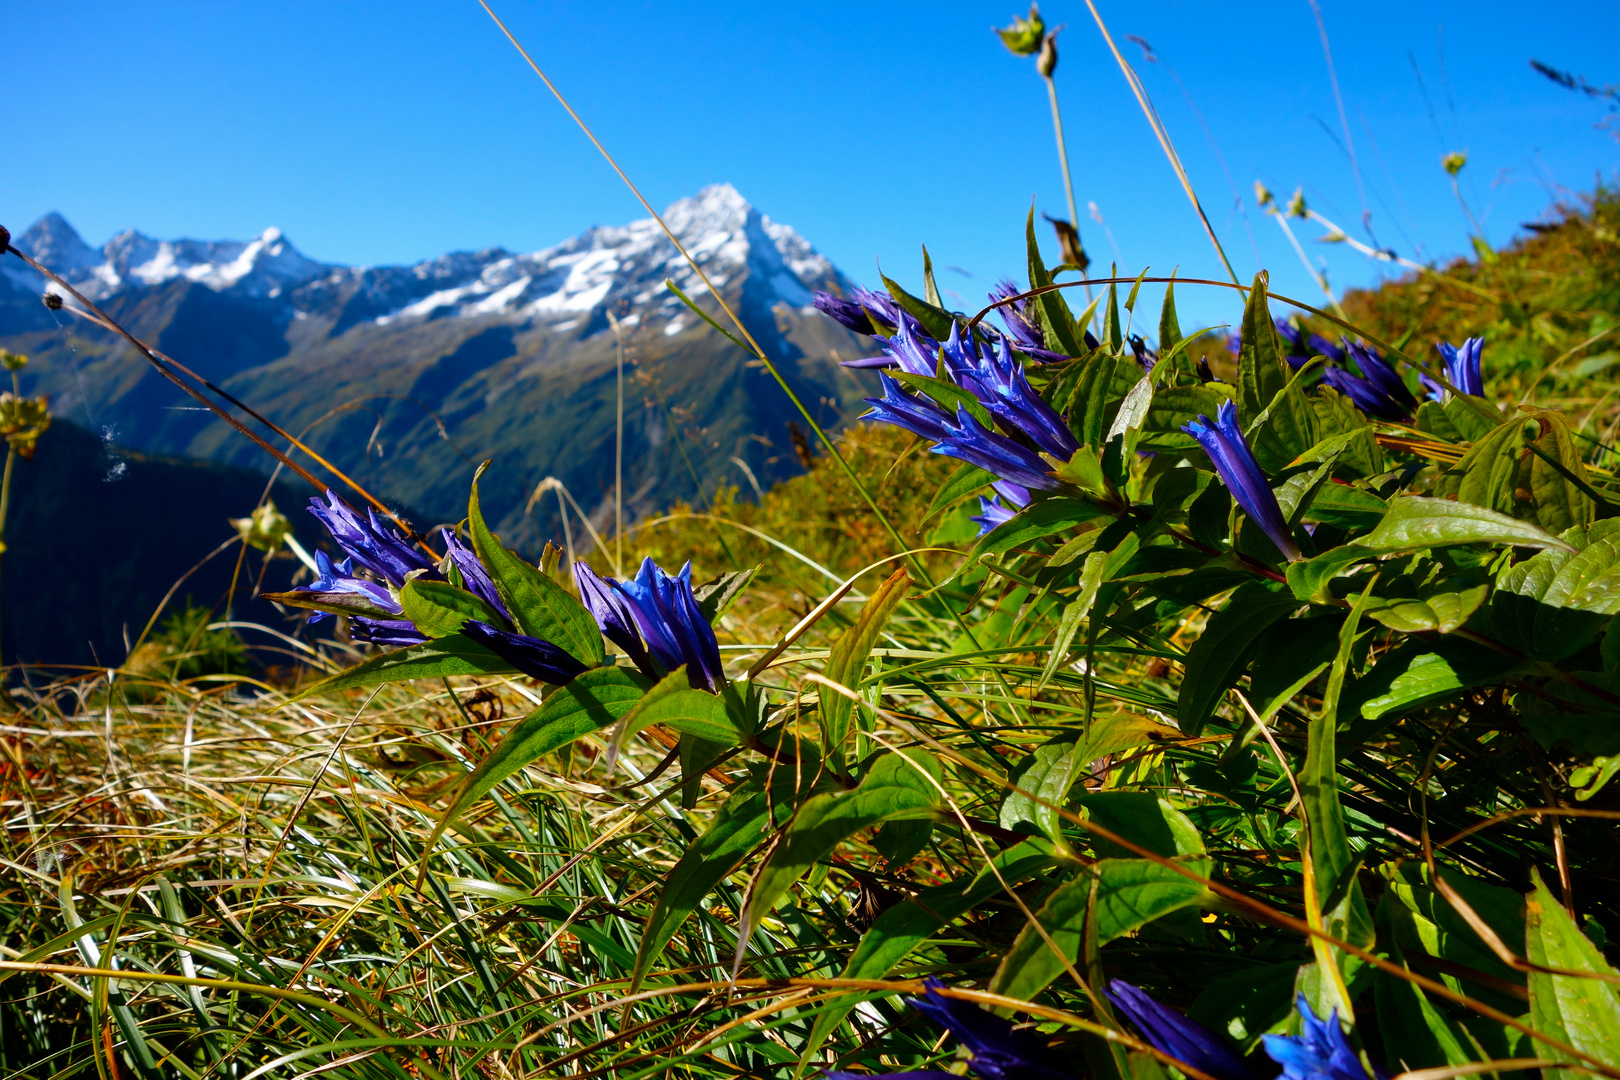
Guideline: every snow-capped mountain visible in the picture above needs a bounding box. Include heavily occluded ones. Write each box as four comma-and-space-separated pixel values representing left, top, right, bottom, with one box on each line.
7, 184, 844, 329
0, 185, 871, 550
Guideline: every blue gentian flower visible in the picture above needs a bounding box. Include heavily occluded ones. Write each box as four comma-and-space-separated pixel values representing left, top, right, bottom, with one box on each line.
936, 407, 1062, 492
440, 527, 510, 621
574, 562, 653, 675
813, 286, 903, 337
990, 279, 1071, 364
971, 481, 1030, 536
954, 336, 1080, 461
1428, 336, 1484, 399
906, 977, 1076, 1080
308, 490, 435, 586
865, 374, 960, 445
1276, 319, 1346, 369
1105, 981, 1253, 1080
1321, 340, 1416, 422
295, 549, 429, 647
615, 558, 726, 693
1129, 334, 1159, 372
461, 620, 588, 684
1263, 995, 1383, 1080
1182, 400, 1301, 561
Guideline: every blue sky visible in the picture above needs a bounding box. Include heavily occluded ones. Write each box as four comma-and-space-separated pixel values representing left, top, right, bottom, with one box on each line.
4, 0, 1617, 329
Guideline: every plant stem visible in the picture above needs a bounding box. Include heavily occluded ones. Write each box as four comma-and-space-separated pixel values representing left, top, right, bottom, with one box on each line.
1044, 72, 1093, 303
0, 442, 14, 678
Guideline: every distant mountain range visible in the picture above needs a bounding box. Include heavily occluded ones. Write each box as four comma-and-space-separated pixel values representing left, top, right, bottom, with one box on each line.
0, 184, 874, 550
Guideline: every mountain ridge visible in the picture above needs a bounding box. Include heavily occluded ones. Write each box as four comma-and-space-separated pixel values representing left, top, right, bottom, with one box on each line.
0, 185, 874, 550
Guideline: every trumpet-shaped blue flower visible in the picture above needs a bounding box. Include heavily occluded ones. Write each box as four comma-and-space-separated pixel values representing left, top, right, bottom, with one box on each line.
573, 561, 652, 674
1321, 341, 1416, 421
615, 558, 726, 693
352, 617, 431, 647
905, 977, 1076, 1080
863, 374, 959, 444
440, 528, 510, 621
1428, 336, 1485, 399
990, 279, 1071, 364
937, 406, 1062, 492
1183, 400, 1300, 561
1130, 334, 1159, 372
461, 620, 587, 684
294, 550, 429, 646
308, 490, 435, 586
813, 286, 903, 336
955, 336, 1080, 461
1276, 319, 1347, 369
1105, 981, 1254, 1080
971, 481, 1030, 536
1262, 995, 1383, 1080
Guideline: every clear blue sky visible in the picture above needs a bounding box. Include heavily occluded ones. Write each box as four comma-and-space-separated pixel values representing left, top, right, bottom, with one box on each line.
5, 1, 1617, 329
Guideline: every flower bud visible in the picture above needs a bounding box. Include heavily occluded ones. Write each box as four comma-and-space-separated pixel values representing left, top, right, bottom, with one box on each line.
1037, 31, 1058, 76
995, 3, 1045, 56
1286, 187, 1308, 218
0, 225, 10, 252
42, 292, 64, 311
1442, 150, 1468, 176
1253, 181, 1275, 209
0, 350, 26, 372
231, 501, 293, 553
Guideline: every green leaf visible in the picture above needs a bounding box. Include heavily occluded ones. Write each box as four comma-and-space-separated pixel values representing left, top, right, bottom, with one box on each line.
1363, 573, 1491, 634
1359, 496, 1574, 554
880, 270, 956, 341
1525, 867, 1620, 1068
1302, 483, 1390, 531
1065, 350, 1124, 449
1158, 275, 1183, 360
1177, 581, 1299, 735
1026, 209, 1083, 357
1353, 638, 1520, 723
294, 634, 518, 699
468, 473, 604, 664
631, 766, 828, 993
1433, 415, 1531, 518
738, 749, 942, 945
819, 568, 911, 756
1236, 273, 1318, 471
613, 667, 742, 747
1373, 894, 1477, 1071
968, 497, 1111, 564
1036, 551, 1109, 693
1078, 792, 1206, 859
400, 579, 509, 638
801, 840, 1058, 1063
924, 461, 997, 522
693, 565, 760, 623
1001, 711, 1182, 840
1488, 519, 1620, 661
921, 244, 943, 308
1142, 385, 1234, 450
1311, 386, 1383, 478
1287, 545, 1375, 604
422, 666, 651, 856
1527, 415, 1603, 532
1302, 595, 1376, 954
990, 857, 1211, 1002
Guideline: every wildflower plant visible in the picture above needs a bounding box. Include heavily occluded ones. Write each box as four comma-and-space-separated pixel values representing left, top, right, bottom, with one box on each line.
12, 196, 1620, 1080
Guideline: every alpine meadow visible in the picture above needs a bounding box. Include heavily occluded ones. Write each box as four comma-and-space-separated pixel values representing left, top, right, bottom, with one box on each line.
3, 5, 1620, 1080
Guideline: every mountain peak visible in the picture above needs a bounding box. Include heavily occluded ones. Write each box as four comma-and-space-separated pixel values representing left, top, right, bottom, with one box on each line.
15, 213, 100, 276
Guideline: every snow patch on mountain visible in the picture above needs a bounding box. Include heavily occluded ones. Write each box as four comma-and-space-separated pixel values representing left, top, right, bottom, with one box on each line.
8, 183, 843, 333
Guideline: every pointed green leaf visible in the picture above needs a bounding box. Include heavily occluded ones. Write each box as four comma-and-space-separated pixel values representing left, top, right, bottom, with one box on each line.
1026, 209, 1083, 357
880, 270, 956, 341
819, 568, 911, 756
1236, 273, 1318, 470
1525, 867, 1620, 1068
921, 244, 943, 308
614, 667, 742, 747
1177, 582, 1298, 735
1359, 496, 1574, 554
468, 475, 604, 664
294, 634, 518, 699
400, 579, 509, 638
1159, 275, 1183, 366
990, 857, 1211, 1002
924, 461, 998, 523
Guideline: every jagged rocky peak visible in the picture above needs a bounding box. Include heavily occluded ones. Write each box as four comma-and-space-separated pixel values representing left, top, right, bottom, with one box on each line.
7, 185, 845, 330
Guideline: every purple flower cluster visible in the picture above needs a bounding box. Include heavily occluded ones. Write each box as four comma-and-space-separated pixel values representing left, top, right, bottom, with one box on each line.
1321, 340, 1416, 422
1276, 318, 1347, 369
296, 491, 724, 691
858, 319, 1080, 495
